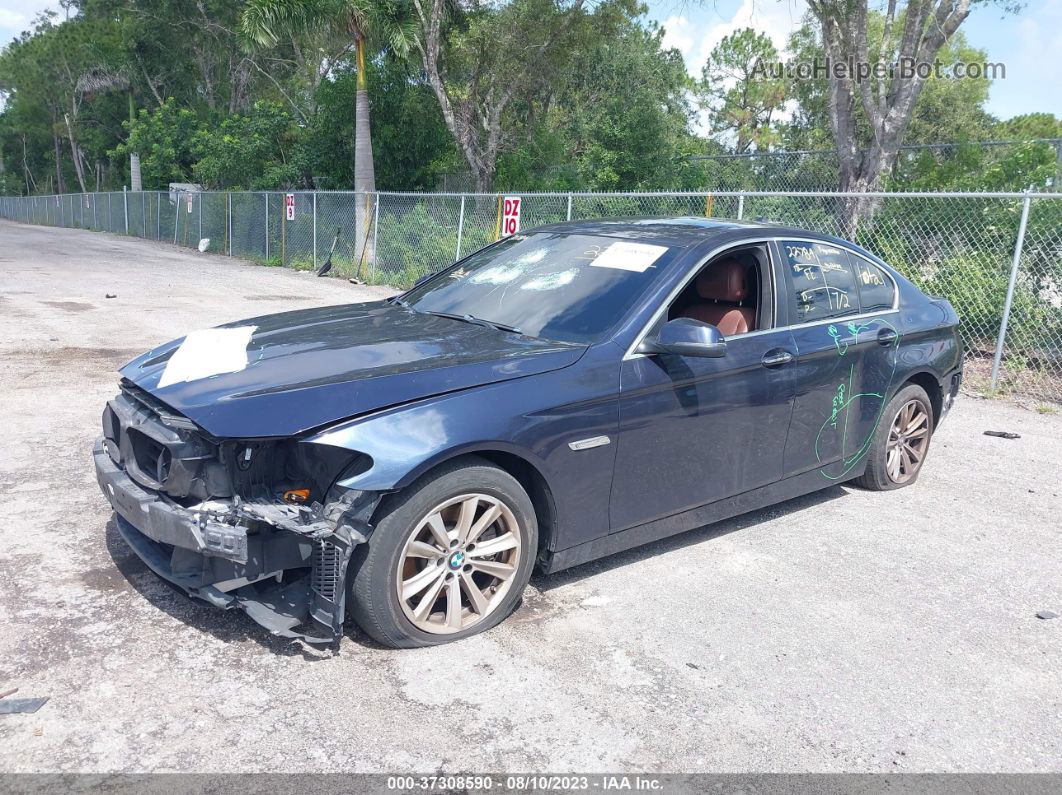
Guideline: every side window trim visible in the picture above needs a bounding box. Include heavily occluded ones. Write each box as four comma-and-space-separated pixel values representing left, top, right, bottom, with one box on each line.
776, 237, 873, 326
623, 238, 779, 359
783, 238, 862, 323
847, 249, 900, 312
769, 239, 796, 327
768, 236, 900, 327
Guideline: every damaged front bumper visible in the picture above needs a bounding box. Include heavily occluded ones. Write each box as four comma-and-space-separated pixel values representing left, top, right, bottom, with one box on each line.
94, 438, 379, 643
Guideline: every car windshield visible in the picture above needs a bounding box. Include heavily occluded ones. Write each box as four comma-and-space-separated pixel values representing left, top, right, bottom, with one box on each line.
402, 233, 678, 344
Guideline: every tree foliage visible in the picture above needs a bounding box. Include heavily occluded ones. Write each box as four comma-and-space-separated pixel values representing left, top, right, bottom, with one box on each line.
0, 0, 1049, 198
699, 28, 786, 154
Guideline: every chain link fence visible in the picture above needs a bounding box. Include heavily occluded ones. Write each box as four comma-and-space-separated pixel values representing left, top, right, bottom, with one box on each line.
2, 188, 1060, 405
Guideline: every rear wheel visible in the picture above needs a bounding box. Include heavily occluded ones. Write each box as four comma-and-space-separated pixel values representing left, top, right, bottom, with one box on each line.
855, 383, 934, 491
349, 458, 537, 648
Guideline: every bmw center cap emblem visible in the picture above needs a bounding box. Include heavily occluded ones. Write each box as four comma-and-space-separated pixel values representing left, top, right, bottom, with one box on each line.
449, 551, 465, 569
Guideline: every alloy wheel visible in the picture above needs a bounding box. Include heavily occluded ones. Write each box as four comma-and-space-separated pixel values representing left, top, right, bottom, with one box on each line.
885, 399, 930, 484
396, 493, 522, 634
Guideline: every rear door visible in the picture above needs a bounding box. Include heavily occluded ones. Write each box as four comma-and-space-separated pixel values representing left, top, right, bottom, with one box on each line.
777, 239, 901, 482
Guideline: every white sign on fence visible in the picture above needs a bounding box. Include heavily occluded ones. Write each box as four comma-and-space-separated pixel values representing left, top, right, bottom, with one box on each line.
285, 193, 296, 221
501, 196, 521, 236
186, 193, 193, 214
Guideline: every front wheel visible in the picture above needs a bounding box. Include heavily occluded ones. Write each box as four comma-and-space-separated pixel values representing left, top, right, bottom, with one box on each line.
855, 383, 934, 491
349, 457, 538, 648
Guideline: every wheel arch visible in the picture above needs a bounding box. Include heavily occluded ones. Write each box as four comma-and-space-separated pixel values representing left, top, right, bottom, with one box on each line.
896, 370, 943, 427
383, 445, 560, 567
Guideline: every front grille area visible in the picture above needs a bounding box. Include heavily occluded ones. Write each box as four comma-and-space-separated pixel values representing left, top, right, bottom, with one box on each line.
103, 389, 230, 500
127, 429, 172, 487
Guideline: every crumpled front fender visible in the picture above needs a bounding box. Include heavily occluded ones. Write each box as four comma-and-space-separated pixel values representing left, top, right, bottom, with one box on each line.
96, 438, 383, 644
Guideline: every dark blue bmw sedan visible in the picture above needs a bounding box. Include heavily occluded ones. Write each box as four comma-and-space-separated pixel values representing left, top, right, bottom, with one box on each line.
94, 218, 963, 647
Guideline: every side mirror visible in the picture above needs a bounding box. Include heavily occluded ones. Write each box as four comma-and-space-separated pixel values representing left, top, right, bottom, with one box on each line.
637, 317, 727, 358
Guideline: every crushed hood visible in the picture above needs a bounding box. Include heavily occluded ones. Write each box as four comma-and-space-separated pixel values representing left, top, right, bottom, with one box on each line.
120, 301, 585, 438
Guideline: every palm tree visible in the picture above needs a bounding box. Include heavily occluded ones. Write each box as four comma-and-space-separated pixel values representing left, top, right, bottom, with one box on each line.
243, 0, 413, 263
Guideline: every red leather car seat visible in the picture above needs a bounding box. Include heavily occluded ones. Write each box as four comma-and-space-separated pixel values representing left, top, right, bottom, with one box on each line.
679, 258, 756, 336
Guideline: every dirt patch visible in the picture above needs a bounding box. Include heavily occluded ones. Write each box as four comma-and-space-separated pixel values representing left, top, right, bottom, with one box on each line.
81, 564, 138, 594
47, 347, 143, 365
243, 294, 316, 301
41, 300, 94, 313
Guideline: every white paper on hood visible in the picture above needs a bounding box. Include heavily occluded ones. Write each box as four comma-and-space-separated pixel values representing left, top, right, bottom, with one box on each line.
157, 326, 257, 388
589, 241, 668, 273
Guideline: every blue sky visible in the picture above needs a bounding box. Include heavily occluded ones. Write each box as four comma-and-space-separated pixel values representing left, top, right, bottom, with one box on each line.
1, 0, 1059, 121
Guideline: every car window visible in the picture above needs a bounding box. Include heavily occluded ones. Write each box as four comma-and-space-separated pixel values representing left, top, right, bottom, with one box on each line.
403, 233, 679, 344
851, 256, 896, 312
780, 240, 861, 323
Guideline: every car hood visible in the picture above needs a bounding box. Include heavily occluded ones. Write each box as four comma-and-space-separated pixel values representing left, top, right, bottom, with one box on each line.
120, 301, 586, 438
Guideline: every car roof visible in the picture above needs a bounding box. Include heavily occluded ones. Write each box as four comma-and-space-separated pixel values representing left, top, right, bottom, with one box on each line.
528, 216, 840, 249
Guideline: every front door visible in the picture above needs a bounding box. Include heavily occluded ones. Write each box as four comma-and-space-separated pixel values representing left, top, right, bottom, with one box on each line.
609, 248, 797, 533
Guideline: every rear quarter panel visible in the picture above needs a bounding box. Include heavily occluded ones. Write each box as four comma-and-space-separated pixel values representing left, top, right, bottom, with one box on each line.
892, 277, 964, 387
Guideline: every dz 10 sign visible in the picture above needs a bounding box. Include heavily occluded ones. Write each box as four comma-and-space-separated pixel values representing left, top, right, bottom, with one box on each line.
501, 196, 521, 236
285, 193, 296, 221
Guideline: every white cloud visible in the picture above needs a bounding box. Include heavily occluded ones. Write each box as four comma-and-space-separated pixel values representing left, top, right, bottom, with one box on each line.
660, 15, 694, 58
660, 0, 807, 76
0, 10, 27, 28
658, 1, 806, 138
0, 1, 61, 45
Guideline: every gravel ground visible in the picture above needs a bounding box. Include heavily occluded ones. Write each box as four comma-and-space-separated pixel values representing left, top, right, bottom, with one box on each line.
0, 220, 1059, 774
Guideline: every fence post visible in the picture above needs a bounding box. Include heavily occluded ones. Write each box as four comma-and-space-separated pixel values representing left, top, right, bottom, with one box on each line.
312, 192, 318, 270
264, 193, 269, 261
198, 193, 203, 243
737, 193, 745, 220
990, 191, 1033, 391
371, 194, 380, 279
455, 195, 466, 262
156, 192, 161, 240
93, 193, 97, 229
123, 186, 129, 234
173, 195, 180, 244
566, 193, 573, 221
228, 193, 233, 255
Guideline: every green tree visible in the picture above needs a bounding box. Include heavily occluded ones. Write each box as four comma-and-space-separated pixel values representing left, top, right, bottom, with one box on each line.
243, 0, 415, 256
111, 99, 202, 188
510, 20, 699, 190
243, 0, 373, 194
699, 28, 786, 154
804, 0, 1016, 233
780, 18, 1048, 192
191, 101, 302, 189
410, 0, 638, 191
302, 53, 455, 190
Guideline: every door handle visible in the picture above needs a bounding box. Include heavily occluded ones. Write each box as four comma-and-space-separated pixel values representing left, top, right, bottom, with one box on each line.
761, 349, 794, 368
877, 328, 898, 346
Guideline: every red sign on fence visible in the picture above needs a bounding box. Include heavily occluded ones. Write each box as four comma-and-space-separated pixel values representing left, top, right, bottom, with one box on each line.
285, 193, 296, 221
501, 196, 521, 237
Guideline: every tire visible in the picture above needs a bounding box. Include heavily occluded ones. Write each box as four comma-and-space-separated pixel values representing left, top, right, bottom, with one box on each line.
348, 456, 538, 648
854, 383, 934, 491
